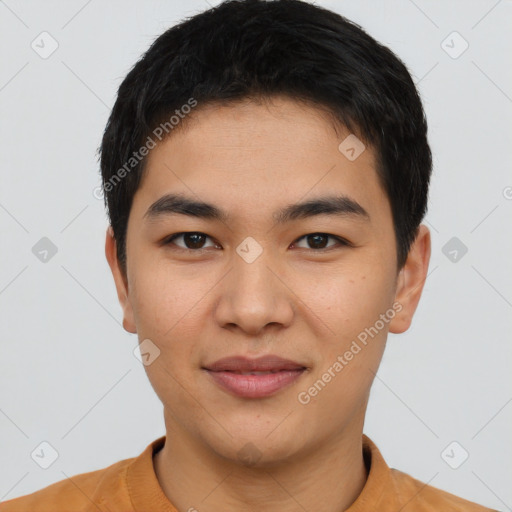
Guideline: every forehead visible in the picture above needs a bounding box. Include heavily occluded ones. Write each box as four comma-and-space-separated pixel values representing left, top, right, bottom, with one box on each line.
132, 97, 390, 227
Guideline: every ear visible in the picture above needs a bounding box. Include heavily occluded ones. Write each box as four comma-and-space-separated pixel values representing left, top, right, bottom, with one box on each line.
105, 226, 137, 334
389, 224, 431, 334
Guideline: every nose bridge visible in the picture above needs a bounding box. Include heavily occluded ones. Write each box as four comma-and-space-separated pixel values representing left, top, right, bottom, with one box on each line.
234, 248, 275, 300
214, 240, 293, 333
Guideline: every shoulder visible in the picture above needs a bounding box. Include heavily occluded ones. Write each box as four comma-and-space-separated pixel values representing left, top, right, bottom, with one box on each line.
389, 468, 497, 511
0, 457, 134, 512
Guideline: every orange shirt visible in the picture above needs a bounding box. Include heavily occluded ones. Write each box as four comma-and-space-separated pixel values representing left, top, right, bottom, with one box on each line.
0, 435, 495, 511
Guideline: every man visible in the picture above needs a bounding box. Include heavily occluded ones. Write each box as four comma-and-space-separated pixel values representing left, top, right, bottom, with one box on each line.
0, 0, 496, 510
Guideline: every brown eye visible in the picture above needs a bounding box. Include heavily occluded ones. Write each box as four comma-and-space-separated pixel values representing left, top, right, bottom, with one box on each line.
293, 233, 349, 250
165, 232, 218, 250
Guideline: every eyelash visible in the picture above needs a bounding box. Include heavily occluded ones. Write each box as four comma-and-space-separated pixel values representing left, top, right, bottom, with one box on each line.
163, 232, 352, 252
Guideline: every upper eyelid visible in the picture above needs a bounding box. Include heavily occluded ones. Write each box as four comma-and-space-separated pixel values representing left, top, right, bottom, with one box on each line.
294, 233, 350, 246
164, 232, 219, 250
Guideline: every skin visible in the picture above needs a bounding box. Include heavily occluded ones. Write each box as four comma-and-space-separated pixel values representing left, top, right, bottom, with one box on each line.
105, 96, 431, 512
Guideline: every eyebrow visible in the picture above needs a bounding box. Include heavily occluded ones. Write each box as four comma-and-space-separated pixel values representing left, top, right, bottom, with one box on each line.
143, 193, 370, 225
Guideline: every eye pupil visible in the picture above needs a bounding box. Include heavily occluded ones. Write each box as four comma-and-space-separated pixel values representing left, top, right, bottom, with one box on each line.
185, 233, 205, 249
308, 234, 328, 249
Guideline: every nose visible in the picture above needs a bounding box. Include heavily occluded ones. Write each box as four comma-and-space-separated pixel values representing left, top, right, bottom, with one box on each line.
213, 250, 294, 336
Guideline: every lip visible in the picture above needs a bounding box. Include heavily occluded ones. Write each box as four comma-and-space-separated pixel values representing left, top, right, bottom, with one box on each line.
202, 355, 307, 399
204, 355, 306, 372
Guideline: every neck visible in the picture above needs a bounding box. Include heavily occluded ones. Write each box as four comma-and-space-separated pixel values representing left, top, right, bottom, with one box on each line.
154, 424, 368, 512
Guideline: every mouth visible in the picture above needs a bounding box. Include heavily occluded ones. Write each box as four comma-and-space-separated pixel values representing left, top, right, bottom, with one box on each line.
202, 355, 307, 398
217, 369, 298, 375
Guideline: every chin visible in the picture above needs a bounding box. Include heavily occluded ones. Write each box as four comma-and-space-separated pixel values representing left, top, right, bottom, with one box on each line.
205, 427, 307, 468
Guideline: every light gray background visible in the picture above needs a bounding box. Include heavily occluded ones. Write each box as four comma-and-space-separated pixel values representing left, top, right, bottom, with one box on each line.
1, 0, 511, 509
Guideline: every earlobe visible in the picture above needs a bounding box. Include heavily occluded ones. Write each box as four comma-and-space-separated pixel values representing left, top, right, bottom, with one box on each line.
104, 226, 137, 334
389, 224, 431, 334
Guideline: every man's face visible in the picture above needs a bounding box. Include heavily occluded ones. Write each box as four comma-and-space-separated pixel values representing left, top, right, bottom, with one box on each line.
107, 96, 427, 464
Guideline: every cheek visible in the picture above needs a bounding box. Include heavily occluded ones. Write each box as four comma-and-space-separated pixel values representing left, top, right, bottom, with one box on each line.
130, 276, 168, 334
129, 268, 202, 398
128, 262, 213, 372
129, 262, 191, 340
311, 265, 396, 335
308, 271, 396, 395
301, 271, 395, 417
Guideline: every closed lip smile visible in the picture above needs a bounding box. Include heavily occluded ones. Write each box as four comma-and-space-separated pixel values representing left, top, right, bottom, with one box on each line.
202, 355, 308, 398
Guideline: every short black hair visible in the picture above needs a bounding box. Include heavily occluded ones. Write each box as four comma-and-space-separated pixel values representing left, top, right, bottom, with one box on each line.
99, 0, 432, 275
